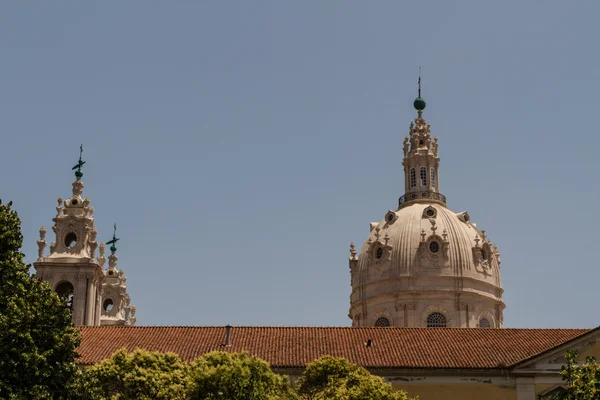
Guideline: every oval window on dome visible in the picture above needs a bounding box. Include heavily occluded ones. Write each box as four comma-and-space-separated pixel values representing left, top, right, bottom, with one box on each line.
426, 209, 435, 217
429, 241, 440, 253
376, 247, 384, 259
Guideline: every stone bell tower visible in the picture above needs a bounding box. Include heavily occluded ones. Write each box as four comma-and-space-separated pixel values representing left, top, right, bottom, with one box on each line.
98, 225, 136, 326
34, 146, 105, 326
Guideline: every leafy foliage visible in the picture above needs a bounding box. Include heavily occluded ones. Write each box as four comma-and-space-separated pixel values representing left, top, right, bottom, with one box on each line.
79, 348, 192, 399
189, 351, 296, 400
295, 356, 411, 400
542, 350, 600, 400
0, 200, 81, 400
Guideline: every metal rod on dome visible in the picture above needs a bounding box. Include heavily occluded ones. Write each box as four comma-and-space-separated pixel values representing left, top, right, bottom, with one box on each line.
418, 66, 421, 98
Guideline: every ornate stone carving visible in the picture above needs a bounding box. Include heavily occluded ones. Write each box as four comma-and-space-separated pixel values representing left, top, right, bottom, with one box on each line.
56, 197, 64, 216
72, 180, 84, 197
97, 243, 106, 268
366, 227, 393, 264
349, 242, 357, 261
473, 234, 493, 276
108, 253, 118, 270
37, 226, 47, 261
88, 227, 98, 259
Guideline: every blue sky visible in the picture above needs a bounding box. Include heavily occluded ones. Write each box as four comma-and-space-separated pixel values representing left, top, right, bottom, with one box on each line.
1, 1, 599, 327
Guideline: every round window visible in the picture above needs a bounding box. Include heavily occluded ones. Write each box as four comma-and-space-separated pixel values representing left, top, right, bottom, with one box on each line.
429, 241, 440, 253
376, 247, 384, 259
426, 209, 435, 217
387, 213, 394, 222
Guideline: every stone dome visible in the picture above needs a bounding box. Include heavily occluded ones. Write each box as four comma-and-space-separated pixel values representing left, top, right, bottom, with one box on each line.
348, 97, 504, 329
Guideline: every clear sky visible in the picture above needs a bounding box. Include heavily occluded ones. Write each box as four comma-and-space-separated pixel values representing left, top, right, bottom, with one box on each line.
1, 1, 599, 328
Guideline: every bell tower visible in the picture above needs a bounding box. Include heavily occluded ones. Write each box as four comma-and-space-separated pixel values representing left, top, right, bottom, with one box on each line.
34, 146, 105, 326
99, 225, 136, 326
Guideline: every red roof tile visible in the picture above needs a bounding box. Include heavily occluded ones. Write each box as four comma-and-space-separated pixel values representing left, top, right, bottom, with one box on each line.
77, 326, 589, 369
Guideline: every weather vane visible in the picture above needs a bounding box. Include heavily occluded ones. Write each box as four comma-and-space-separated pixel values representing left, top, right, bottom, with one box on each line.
72, 144, 86, 179
106, 223, 120, 253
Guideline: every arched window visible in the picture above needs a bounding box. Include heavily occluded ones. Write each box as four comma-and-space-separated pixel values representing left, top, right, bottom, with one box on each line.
431, 168, 435, 187
103, 298, 114, 312
426, 312, 447, 328
375, 317, 390, 327
410, 168, 416, 188
420, 167, 427, 187
479, 318, 491, 328
55, 281, 74, 313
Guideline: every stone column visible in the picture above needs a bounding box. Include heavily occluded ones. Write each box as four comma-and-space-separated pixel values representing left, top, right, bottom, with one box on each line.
75, 273, 87, 325
85, 278, 94, 326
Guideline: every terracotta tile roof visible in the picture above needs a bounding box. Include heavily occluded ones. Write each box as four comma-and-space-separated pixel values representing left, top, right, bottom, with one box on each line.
77, 326, 590, 369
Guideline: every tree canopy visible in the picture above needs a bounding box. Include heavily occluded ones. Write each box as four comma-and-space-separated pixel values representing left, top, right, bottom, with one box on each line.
542, 350, 600, 400
0, 200, 81, 400
79, 348, 192, 400
295, 355, 411, 400
189, 351, 296, 400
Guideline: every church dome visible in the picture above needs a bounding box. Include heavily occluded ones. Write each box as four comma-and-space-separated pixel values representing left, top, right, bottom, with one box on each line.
348, 93, 504, 329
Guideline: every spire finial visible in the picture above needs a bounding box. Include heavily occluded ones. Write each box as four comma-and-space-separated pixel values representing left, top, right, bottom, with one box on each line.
106, 223, 120, 253
413, 67, 426, 112
72, 144, 86, 180
418, 66, 421, 98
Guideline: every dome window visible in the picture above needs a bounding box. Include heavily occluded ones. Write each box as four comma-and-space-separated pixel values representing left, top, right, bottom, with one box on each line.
426, 312, 447, 328
457, 211, 470, 223
375, 317, 390, 327
385, 211, 396, 223
410, 168, 416, 188
423, 206, 437, 219
479, 318, 491, 328
376, 247, 384, 259
420, 167, 427, 187
429, 241, 440, 253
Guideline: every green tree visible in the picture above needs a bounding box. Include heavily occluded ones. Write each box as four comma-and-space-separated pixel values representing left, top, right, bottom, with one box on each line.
542, 350, 600, 400
80, 348, 192, 400
295, 356, 412, 400
189, 351, 296, 400
0, 200, 81, 400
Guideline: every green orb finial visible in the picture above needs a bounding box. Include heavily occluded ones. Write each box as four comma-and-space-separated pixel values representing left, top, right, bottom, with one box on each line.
413, 97, 426, 110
